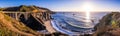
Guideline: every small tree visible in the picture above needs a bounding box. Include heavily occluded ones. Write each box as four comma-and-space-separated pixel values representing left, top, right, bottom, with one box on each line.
111, 20, 119, 28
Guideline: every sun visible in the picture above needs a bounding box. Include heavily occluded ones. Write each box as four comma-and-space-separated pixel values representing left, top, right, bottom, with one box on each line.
82, 2, 94, 22
81, 2, 95, 27
83, 3, 93, 12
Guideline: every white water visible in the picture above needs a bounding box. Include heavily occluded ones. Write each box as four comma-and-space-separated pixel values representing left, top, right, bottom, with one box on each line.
51, 12, 109, 35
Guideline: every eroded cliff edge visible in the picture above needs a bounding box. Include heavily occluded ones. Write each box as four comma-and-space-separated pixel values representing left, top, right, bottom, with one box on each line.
93, 12, 120, 36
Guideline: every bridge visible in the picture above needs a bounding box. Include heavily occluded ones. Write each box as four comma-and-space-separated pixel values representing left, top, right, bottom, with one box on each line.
1, 11, 96, 35
2, 11, 57, 34
2, 11, 50, 24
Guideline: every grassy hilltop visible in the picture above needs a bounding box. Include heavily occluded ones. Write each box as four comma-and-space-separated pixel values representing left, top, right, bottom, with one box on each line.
0, 5, 52, 12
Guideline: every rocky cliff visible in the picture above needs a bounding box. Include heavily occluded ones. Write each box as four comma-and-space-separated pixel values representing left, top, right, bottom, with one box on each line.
93, 12, 120, 36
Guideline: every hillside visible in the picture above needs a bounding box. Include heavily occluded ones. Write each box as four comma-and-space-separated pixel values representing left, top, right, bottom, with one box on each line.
0, 5, 52, 12
0, 5, 54, 36
0, 12, 41, 36
0, 5, 68, 36
0, 5, 52, 31
93, 12, 120, 36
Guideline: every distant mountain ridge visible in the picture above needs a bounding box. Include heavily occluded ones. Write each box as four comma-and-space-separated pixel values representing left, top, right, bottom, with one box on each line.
0, 5, 52, 12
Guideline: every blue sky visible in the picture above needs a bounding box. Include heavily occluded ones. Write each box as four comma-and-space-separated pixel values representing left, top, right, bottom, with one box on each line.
0, 0, 120, 11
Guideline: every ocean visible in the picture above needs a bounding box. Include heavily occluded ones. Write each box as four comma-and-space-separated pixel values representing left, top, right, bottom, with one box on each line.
51, 12, 110, 35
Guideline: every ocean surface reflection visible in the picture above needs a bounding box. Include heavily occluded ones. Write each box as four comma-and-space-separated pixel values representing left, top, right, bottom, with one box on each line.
51, 12, 109, 35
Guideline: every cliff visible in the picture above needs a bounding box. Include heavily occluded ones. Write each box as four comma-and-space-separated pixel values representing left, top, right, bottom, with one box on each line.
93, 12, 120, 36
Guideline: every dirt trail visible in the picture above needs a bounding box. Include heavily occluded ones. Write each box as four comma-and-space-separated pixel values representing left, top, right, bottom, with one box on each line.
0, 12, 36, 36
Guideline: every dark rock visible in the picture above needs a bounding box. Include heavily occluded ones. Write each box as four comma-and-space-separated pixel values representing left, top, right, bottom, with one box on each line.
19, 14, 46, 30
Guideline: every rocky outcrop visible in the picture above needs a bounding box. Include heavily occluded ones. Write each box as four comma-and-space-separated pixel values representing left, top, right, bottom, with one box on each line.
93, 12, 120, 36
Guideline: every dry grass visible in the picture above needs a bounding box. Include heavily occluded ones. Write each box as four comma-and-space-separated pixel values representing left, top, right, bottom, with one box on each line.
0, 12, 41, 36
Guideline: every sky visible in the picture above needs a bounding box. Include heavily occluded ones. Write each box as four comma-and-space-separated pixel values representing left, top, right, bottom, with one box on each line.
0, 0, 120, 12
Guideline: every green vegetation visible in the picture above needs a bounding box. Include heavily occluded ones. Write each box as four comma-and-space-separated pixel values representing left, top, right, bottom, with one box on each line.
111, 20, 119, 28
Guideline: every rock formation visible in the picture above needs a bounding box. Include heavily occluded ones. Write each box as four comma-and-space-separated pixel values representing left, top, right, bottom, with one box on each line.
93, 12, 120, 36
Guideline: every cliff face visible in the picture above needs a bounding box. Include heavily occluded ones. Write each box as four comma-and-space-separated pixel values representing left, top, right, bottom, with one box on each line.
93, 12, 120, 36
0, 12, 41, 36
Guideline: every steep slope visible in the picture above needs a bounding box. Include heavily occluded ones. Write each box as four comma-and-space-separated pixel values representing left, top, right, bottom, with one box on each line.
93, 12, 120, 36
0, 12, 41, 36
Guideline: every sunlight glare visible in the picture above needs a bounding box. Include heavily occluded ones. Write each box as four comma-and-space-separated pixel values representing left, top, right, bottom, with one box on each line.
83, 2, 93, 22
82, 2, 94, 27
